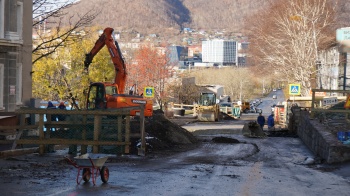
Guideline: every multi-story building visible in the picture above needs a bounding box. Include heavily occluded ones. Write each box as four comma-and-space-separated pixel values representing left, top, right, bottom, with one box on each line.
187, 45, 202, 58
168, 46, 188, 68
202, 40, 237, 66
0, 0, 32, 117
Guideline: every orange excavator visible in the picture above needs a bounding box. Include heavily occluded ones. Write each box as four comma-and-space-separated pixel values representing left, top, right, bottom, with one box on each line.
84, 27, 153, 116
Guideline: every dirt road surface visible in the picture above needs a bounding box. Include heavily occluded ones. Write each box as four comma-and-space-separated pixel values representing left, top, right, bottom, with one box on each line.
0, 114, 349, 196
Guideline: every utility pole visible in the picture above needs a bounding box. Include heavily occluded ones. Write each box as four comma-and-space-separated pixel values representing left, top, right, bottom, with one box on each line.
262, 79, 265, 97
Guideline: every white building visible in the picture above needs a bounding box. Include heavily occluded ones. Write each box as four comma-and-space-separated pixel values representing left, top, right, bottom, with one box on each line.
201, 40, 237, 66
318, 47, 340, 91
0, 0, 32, 114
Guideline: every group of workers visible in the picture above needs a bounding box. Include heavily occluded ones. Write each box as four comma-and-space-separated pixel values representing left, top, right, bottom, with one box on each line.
47, 101, 67, 121
257, 112, 275, 131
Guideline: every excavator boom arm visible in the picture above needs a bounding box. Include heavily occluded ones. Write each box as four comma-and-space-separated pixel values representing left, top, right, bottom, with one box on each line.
84, 27, 127, 93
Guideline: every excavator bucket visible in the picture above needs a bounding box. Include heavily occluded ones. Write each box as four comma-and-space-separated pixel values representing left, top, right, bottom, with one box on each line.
196, 105, 220, 122
198, 110, 216, 121
242, 121, 267, 138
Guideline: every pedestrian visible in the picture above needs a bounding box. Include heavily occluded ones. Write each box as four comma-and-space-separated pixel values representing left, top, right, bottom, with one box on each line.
267, 113, 275, 131
47, 101, 57, 121
57, 101, 66, 121
257, 112, 265, 130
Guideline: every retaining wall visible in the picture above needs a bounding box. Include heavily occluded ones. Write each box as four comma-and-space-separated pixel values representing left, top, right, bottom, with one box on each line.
292, 108, 350, 163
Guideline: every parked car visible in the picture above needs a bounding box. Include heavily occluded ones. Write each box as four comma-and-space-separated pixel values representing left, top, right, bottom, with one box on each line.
273, 95, 277, 99
273, 88, 277, 91
271, 104, 277, 112
250, 106, 262, 113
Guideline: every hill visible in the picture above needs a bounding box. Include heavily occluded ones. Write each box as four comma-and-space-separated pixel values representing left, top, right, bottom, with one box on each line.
60, 0, 350, 41
63, 0, 272, 34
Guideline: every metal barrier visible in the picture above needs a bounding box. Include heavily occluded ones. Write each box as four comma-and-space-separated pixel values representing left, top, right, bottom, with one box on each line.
0, 106, 146, 156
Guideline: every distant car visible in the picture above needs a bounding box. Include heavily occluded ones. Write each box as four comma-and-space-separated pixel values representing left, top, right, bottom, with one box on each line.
273, 95, 277, 99
249, 106, 257, 113
271, 104, 277, 112
250, 106, 262, 113
273, 88, 277, 91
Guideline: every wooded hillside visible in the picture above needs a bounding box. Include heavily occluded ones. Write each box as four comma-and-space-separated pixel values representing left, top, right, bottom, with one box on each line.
62, 0, 271, 33
61, 0, 349, 35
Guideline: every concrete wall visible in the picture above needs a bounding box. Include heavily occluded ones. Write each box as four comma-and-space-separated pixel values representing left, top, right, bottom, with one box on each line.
292, 107, 350, 163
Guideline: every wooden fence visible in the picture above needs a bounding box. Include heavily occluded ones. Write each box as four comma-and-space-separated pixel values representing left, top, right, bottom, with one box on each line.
0, 106, 147, 156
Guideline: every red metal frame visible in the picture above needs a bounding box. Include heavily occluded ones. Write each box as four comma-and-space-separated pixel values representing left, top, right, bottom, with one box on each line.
66, 157, 103, 185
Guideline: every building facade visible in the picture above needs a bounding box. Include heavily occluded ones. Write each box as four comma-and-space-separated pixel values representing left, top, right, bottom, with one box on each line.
318, 47, 340, 91
168, 46, 188, 69
202, 40, 237, 66
0, 0, 32, 114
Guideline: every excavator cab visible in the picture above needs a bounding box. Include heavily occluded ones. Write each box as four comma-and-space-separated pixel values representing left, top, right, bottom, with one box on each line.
199, 93, 216, 106
86, 83, 107, 109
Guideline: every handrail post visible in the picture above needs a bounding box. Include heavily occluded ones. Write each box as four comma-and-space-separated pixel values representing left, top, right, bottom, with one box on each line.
117, 115, 123, 154
138, 105, 146, 156
12, 114, 25, 150
93, 115, 101, 153
311, 89, 315, 118
81, 115, 87, 154
125, 115, 130, 154
38, 114, 45, 155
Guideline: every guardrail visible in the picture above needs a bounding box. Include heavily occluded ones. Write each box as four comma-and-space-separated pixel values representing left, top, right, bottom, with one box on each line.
173, 103, 235, 115
0, 106, 147, 156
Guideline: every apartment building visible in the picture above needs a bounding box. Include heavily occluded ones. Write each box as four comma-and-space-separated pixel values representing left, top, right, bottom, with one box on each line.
202, 40, 237, 66
0, 0, 32, 115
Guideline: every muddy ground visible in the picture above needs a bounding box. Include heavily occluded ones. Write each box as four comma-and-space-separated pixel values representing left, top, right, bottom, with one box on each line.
0, 111, 237, 181
1, 111, 350, 196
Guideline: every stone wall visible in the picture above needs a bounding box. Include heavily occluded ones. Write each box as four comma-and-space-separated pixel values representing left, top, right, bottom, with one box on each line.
292, 107, 350, 163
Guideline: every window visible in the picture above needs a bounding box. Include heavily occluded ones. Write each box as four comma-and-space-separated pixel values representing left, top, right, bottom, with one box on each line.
0, 0, 4, 38
16, 2, 23, 39
16, 63, 22, 105
0, 63, 4, 110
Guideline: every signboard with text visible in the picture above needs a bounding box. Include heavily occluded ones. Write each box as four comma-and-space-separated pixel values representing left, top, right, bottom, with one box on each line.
323, 97, 338, 106
336, 27, 350, 52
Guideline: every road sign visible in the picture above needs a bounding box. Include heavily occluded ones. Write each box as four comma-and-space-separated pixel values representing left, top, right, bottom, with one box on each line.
323, 97, 338, 106
143, 87, 154, 98
336, 27, 350, 52
289, 84, 301, 95
336, 27, 350, 42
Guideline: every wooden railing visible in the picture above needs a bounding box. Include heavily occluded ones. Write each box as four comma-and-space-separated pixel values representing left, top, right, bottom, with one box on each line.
0, 106, 147, 156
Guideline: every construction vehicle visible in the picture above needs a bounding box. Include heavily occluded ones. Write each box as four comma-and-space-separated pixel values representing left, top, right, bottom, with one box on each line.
84, 27, 153, 116
194, 92, 220, 121
233, 101, 251, 113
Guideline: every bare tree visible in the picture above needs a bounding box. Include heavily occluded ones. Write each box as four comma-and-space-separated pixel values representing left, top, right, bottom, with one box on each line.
186, 67, 257, 102
32, 0, 98, 64
246, 0, 336, 96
